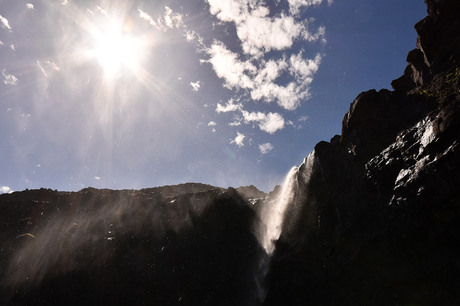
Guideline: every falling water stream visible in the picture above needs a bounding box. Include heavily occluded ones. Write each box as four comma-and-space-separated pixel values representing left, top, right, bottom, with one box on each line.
254, 151, 316, 303
258, 166, 300, 255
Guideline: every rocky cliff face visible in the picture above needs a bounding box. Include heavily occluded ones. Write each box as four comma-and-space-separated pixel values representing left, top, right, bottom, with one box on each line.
265, 0, 460, 304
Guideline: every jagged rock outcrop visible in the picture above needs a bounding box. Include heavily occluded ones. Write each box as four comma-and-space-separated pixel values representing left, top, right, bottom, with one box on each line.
236, 185, 267, 201
265, 0, 460, 304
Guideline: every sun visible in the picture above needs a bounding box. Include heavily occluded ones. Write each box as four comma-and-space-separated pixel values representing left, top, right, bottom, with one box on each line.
89, 18, 147, 76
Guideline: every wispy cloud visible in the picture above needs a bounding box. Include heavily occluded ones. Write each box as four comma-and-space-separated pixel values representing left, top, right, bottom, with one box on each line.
228, 121, 241, 127
162, 7, 183, 29
37, 60, 60, 77
298, 115, 308, 122
259, 143, 274, 154
96, 6, 108, 17
208, 121, 217, 132
288, 0, 324, 15
216, 98, 242, 113
231, 132, 245, 148
190, 81, 202, 92
26, 3, 34, 10
185, 30, 206, 52
138, 7, 184, 31
0, 15, 12, 31
0, 186, 13, 194
2, 69, 18, 85
138, 9, 156, 26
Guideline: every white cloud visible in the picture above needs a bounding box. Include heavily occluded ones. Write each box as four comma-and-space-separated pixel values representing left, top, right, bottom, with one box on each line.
259, 143, 274, 154
216, 98, 242, 113
298, 115, 308, 122
94, 176, 101, 181
248, 52, 322, 110
204, 40, 321, 110
138, 9, 156, 26
205, 41, 255, 89
2, 69, 18, 85
237, 14, 303, 56
206, 0, 250, 23
208, 121, 217, 126
190, 81, 202, 92
10, 44, 15, 51
228, 121, 241, 127
289, 52, 321, 85
138, 7, 184, 31
26, 3, 34, 10
185, 30, 206, 52
304, 25, 326, 43
288, 0, 324, 15
0, 186, 13, 194
37, 60, 61, 77
242, 111, 285, 134
250, 81, 299, 110
162, 6, 183, 29
231, 132, 246, 148
259, 113, 285, 134
253, 59, 288, 85
0, 15, 12, 31
0, 41, 3, 46
206, 0, 326, 57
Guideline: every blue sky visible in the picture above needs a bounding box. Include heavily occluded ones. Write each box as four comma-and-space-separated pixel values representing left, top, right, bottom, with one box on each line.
0, 0, 426, 193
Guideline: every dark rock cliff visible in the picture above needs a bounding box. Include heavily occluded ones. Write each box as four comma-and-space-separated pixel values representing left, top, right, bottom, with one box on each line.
265, 0, 460, 304
0, 186, 265, 305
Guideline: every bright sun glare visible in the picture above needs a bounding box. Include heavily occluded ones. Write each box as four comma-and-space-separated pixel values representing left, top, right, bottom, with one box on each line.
89, 18, 147, 76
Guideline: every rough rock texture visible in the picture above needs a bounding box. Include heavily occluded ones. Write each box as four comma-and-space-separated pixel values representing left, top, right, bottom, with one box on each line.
265, 0, 460, 304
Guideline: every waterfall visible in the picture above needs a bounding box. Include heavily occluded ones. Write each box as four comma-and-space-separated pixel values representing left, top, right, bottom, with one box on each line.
258, 166, 300, 255
253, 151, 316, 302
257, 151, 316, 255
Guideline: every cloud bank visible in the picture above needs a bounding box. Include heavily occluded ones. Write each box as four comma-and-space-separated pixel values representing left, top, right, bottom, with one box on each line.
186, 0, 329, 143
